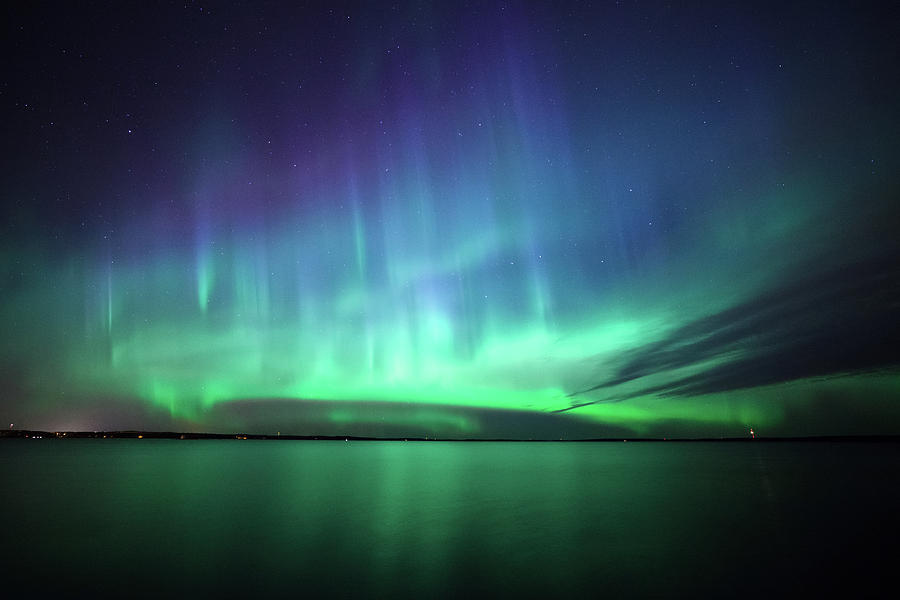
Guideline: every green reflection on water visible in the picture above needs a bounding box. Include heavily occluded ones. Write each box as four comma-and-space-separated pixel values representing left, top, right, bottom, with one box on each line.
1, 441, 898, 596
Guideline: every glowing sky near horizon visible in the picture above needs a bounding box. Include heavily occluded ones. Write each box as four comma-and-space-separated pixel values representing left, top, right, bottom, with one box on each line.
2, 2, 899, 437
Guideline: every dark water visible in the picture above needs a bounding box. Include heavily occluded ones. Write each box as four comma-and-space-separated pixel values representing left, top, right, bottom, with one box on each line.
2, 441, 898, 597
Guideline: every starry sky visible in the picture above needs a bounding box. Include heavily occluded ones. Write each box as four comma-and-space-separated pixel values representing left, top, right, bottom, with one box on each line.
2, 1, 899, 438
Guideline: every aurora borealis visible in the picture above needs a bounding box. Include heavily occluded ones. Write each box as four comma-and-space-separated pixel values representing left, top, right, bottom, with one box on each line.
2, 1, 899, 438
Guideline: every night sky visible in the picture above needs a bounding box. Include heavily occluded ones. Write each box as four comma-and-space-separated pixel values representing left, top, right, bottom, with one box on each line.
2, 1, 898, 438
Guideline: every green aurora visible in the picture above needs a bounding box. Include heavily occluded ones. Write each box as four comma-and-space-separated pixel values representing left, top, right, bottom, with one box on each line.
2, 2, 899, 438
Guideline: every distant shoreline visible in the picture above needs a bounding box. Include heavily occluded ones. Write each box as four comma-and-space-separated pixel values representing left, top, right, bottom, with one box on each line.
2, 430, 898, 443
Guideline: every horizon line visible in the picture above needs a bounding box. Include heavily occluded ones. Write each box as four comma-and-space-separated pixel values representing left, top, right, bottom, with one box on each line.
3, 429, 899, 443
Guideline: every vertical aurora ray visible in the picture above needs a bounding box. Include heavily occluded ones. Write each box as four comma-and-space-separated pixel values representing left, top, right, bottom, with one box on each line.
105, 265, 113, 335
194, 214, 215, 314
1, 2, 898, 436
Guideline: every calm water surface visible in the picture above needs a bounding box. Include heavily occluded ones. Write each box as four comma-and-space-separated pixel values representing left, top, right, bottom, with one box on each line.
2, 441, 898, 596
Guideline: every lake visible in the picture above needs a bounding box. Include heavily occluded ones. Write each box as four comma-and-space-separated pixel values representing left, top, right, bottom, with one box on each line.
1, 440, 897, 596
